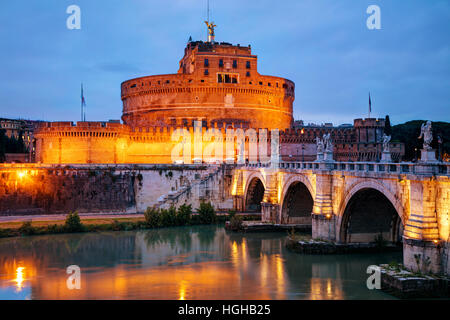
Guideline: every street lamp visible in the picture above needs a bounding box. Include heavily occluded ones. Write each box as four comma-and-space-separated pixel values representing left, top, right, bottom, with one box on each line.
438, 135, 443, 162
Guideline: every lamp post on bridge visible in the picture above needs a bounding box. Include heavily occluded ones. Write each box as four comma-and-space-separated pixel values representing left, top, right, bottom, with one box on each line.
438, 135, 443, 162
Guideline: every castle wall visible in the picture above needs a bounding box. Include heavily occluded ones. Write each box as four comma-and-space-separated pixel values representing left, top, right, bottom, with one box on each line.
0, 164, 234, 216
0, 165, 136, 215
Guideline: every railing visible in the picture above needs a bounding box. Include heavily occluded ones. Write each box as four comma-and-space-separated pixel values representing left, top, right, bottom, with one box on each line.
242, 160, 450, 176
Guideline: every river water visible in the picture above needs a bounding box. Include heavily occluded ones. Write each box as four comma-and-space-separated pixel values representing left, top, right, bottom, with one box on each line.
0, 225, 401, 300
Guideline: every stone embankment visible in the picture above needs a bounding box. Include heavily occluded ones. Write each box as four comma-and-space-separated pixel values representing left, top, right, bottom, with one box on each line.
285, 237, 401, 254
379, 264, 449, 298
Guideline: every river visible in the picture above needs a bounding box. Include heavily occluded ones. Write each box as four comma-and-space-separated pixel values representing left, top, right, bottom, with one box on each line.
0, 225, 401, 299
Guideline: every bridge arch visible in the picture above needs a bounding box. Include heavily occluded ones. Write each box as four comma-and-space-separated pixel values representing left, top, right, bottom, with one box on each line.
337, 180, 405, 244
280, 175, 315, 224
244, 172, 266, 213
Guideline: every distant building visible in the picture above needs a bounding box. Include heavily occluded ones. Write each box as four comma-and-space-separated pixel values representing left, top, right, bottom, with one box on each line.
287, 118, 405, 162
0, 118, 42, 162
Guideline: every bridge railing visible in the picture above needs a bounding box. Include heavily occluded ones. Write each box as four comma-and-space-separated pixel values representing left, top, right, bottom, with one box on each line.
242, 161, 450, 176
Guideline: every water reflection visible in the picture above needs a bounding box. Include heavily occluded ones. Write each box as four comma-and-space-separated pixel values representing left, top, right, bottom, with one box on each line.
0, 226, 401, 300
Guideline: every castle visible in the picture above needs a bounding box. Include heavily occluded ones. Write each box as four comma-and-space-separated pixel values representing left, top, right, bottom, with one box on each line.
33, 23, 403, 164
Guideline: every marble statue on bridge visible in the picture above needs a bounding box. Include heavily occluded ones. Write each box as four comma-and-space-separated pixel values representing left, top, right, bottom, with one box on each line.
382, 134, 391, 153
419, 120, 433, 150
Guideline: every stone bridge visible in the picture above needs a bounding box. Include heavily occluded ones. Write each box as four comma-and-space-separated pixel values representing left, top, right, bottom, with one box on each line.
231, 160, 450, 275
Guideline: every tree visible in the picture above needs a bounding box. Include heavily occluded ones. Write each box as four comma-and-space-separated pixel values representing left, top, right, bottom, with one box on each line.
384, 115, 392, 136
0, 129, 6, 162
392, 120, 450, 161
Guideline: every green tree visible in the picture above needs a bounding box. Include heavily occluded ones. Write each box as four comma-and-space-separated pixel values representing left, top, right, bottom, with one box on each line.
392, 120, 450, 161
197, 202, 216, 224
0, 129, 6, 162
384, 115, 392, 136
64, 211, 84, 232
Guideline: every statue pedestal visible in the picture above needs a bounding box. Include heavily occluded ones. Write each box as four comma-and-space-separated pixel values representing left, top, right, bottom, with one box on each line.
315, 153, 324, 162
381, 151, 392, 162
324, 151, 334, 162
420, 149, 437, 163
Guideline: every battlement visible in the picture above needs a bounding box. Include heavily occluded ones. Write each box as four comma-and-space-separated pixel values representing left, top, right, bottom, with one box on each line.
354, 118, 385, 127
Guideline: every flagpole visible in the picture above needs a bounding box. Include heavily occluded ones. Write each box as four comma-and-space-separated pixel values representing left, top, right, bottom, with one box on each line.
81, 83, 83, 122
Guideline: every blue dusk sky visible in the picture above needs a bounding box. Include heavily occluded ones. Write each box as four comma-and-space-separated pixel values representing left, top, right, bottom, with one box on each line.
0, 0, 449, 125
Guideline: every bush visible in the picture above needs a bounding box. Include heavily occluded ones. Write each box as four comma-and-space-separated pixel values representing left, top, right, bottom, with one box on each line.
144, 207, 161, 228
19, 221, 36, 236
197, 202, 216, 224
111, 220, 125, 231
64, 211, 84, 233
177, 204, 192, 225
47, 224, 64, 234
229, 215, 243, 231
160, 207, 177, 227
228, 209, 237, 219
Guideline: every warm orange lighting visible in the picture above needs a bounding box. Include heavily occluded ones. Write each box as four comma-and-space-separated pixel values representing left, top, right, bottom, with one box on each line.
179, 281, 187, 300
301, 129, 305, 134
433, 239, 439, 244
17, 171, 26, 179
326, 214, 332, 220
14, 267, 25, 292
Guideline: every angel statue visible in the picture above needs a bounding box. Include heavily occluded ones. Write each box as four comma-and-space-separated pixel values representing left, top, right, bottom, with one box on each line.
382, 133, 391, 153
418, 121, 433, 150
205, 21, 217, 39
315, 136, 324, 153
323, 133, 333, 152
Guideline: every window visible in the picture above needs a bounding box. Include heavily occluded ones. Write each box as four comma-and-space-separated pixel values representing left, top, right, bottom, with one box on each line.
259, 81, 263, 85
268, 82, 271, 87
246, 71, 250, 77
204, 69, 209, 76
233, 60, 237, 68
204, 59, 209, 67
217, 73, 238, 84
246, 61, 251, 69
219, 59, 224, 67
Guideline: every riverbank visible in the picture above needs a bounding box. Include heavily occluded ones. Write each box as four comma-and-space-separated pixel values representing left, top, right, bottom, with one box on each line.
0, 207, 260, 239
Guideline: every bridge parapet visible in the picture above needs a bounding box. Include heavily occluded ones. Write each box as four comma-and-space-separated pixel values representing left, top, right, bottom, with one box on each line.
243, 161, 450, 176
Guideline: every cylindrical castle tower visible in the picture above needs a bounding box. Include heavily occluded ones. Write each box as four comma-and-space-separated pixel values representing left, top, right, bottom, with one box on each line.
121, 40, 295, 130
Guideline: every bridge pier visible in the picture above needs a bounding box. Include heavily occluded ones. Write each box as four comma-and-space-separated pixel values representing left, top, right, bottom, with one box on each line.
261, 202, 280, 223
312, 214, 336, 241
311, 172, 335, 241
403, 178, 446, 275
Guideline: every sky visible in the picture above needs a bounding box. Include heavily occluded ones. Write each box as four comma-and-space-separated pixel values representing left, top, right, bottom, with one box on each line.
0, 0, 449, 126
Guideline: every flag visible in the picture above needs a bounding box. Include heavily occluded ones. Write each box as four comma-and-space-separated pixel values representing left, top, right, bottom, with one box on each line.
81, 83, 86, 121
81, 84, 86, 107
369, 93, 372, 113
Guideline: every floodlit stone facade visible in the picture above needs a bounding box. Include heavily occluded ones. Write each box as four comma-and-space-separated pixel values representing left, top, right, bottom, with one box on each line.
34, 40, 295, 164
